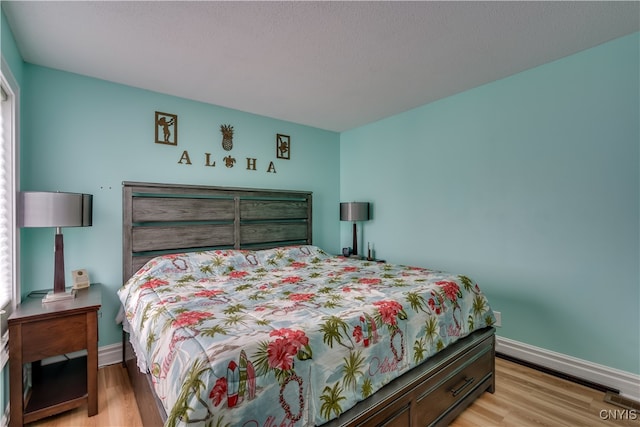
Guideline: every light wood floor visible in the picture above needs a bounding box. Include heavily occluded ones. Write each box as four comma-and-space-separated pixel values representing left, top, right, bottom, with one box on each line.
28, 357, 639, 427
451, 358, 639, 427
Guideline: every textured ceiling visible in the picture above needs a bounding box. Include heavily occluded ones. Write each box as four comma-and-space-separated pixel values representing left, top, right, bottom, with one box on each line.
2, 1, 639, 132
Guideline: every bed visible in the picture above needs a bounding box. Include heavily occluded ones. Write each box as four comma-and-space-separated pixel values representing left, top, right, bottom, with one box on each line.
119, 181, 496, 427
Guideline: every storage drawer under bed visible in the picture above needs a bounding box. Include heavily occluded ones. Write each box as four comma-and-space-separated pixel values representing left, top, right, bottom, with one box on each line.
414, 338, 494, 425
339, 328, 495, 427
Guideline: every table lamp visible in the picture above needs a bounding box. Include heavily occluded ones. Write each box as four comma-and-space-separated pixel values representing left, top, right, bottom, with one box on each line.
340, 202, 370, 257
18, 191, 93, 302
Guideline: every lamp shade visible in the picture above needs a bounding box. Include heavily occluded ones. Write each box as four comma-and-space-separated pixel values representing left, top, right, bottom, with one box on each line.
340, 202, 370, 222
19, 192, 93, 228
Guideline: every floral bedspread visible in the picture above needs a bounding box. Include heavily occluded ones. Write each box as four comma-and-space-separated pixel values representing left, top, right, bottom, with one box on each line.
118, 245, 495, 427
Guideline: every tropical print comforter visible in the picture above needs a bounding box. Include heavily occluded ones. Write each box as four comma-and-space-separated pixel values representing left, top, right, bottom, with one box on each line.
118, 245, 495, 427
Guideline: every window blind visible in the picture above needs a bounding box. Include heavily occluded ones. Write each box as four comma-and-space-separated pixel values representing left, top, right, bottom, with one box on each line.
0, 77, 16, 330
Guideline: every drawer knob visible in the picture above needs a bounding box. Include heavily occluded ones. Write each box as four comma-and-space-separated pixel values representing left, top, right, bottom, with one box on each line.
450, 376, 475, 397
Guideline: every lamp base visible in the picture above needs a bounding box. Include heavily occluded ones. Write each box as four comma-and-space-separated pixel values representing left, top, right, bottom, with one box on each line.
42, 290, 76, 303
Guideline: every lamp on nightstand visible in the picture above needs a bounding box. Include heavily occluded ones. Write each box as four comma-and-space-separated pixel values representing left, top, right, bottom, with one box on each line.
18, 191, 93, 303
340, 202, 370, 258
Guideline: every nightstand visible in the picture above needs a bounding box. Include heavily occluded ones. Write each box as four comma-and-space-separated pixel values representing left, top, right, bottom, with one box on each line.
8, 285, 101, 426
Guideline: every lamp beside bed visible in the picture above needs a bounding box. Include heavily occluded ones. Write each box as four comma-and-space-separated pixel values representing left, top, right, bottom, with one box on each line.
18, 191, 93, 302
340, 201, 370, 258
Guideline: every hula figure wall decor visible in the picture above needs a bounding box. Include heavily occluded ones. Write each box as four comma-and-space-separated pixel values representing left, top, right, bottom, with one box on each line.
155, 111, 177, 145
276, 134, 290, 159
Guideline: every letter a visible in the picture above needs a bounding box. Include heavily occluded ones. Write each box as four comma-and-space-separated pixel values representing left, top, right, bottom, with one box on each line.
267, 161, 277, 173
178, 150, 192, 165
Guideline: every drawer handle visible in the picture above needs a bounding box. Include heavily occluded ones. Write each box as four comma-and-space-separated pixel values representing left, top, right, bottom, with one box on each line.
450, 376, 475, 397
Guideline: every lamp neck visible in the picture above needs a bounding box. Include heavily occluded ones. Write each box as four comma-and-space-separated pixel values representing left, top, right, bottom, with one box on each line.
352, 222, 359, 256
53, 232, 66, 293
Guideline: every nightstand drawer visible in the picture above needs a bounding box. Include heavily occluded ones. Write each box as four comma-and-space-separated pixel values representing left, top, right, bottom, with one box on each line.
21, 314, 88, 362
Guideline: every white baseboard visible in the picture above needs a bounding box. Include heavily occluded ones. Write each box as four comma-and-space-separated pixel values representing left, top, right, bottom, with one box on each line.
98, 342, 123, 367
1, 402, 8, 427
496, 336, 640, 401
40, 343, 123, 368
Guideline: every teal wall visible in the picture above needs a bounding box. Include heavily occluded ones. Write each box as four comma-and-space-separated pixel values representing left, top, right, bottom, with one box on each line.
341, 33, 640, 374
18, 65, 340, 347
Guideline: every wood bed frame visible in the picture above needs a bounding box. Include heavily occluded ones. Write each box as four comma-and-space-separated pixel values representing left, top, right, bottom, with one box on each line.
121, 181, 495, 427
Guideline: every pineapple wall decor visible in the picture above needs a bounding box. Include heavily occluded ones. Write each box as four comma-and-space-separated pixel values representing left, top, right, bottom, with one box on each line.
221, 124, 234, 151
276, 134, 290, 160
155, 111, 177, 145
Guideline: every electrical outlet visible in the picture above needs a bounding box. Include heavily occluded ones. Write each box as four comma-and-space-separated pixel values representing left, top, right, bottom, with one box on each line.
494, 311, 502, 327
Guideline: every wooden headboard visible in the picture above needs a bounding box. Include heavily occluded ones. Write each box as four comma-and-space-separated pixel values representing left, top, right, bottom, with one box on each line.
122, 181, 312, 282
